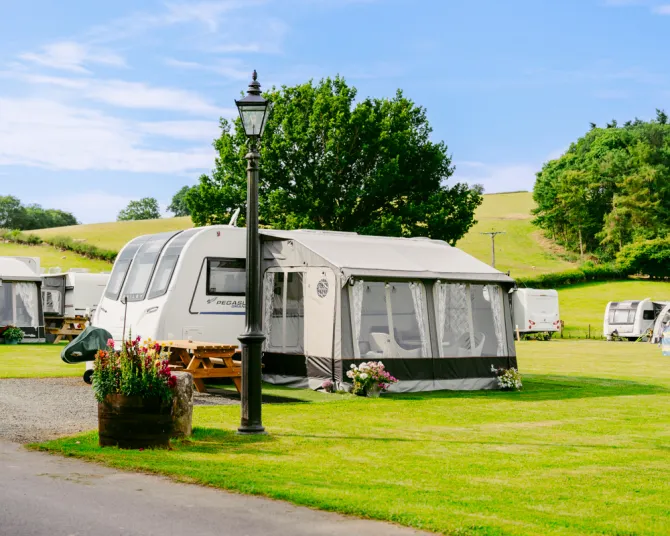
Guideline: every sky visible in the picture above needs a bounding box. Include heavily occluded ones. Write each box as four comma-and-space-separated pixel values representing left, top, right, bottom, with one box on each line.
0, 0, 669, 223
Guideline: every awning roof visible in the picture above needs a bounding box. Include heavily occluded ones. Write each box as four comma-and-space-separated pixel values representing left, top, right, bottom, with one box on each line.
261, 229, 514, 283
0, 258, 41, 282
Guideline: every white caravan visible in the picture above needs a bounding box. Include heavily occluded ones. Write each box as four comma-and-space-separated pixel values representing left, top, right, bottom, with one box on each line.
0, 256, 45, 342
651, 303, 670, 343
42, 270, 110, 320
93, 227, 246, 345
603, 298, 668, 340
511, 288, 560, 334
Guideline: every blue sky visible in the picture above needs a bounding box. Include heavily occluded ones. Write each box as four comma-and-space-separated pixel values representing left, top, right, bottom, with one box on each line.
0, 0, 668, 223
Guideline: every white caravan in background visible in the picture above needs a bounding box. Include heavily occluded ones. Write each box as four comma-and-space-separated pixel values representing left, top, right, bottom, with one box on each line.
42, 270, 110, 320
511, 288, 560, 334
92, 227, 247, 345
603, 299, 668, 340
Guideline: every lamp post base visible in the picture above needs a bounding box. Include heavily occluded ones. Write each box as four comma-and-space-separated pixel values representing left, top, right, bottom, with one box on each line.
237, 425, 267, 435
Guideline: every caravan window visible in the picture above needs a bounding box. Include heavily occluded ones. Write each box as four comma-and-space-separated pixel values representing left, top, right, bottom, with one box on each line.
122, 232, 179, 302
207, 259, 246, 296
610, 309, 635, 324
350, 280, 430, 359
148, 228, 201, 299
433, 282, 507, 357
105, 236, 150, 300
643, 310, 655, 321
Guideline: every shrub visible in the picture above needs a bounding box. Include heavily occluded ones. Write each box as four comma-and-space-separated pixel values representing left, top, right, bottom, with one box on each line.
616, 237, 670, 279
2, 326, 25, 343
0, 228, 117, 263
517, 263, 633, 289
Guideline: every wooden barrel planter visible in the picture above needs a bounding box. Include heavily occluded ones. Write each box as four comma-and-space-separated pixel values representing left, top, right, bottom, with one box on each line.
98, 394, 174, 449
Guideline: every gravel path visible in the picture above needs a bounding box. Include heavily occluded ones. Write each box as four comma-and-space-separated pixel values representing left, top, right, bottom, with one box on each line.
0, 378, 238, 443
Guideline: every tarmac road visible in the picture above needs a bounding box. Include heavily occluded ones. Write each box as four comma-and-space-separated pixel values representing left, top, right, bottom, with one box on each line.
0, 441, 429, 536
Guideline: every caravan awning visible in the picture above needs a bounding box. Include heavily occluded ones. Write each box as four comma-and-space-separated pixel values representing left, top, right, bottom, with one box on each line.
261, 230, 514, 285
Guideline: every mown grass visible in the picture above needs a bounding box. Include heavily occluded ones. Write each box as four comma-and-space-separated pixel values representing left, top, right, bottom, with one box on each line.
0, 242, 112, 272
33, 216, 193, 252
0, 343, 83, 378
557, 280, 670, 338
36, 340, 670, 536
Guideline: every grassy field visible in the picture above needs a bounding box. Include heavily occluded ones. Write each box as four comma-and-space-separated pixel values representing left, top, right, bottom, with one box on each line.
558, 280, 670, 337
0, 242, 112, 272
0, 343, 83, 378
33, 216, 193, 252
36, 340, 670, 536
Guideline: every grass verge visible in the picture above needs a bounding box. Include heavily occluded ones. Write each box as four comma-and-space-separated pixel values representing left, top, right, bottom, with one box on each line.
35, 341, 670, 536
0, 343, 83, 378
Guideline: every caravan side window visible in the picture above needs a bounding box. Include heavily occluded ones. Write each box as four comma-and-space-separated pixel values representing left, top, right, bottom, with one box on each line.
207, 258, 246, 296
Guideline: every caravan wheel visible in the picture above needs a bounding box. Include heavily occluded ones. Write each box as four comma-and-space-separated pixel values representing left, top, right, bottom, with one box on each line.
83, 369, 93, 384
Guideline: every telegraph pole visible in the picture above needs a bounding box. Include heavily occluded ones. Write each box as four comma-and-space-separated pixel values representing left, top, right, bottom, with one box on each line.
480, 230, 505, 268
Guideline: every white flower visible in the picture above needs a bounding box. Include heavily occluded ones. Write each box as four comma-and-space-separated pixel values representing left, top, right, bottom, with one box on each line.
350, 364, 356, 369
346, 371, 354, 378
360, 373, 368, 380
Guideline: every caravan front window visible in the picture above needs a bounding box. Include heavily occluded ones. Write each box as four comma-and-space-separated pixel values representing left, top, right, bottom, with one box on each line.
207, 259, 246, 296
148, 228, 201, 299
105, 236, 150, 300
122, 232, 179, 302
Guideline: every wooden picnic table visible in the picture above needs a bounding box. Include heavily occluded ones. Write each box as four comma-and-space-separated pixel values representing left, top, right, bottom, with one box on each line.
46, 316, 88, 343
158, 340, 240, 394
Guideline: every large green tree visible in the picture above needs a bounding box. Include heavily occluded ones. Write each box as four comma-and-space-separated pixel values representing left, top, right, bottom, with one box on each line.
167, 186, 193, 217
533, 110, 670, 259
187, 77, 482, 244
117, 197, 161, 221
0, 195, 78, 230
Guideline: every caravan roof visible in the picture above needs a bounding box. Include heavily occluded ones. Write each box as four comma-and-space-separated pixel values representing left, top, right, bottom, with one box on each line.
0, 257, 41, 282
262, 229, 513, 283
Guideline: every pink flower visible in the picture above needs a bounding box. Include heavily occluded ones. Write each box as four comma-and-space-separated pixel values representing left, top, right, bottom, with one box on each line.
106, 338, 115, 349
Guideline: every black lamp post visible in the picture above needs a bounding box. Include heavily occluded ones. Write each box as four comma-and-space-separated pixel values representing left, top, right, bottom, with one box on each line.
235, 70, 271, 435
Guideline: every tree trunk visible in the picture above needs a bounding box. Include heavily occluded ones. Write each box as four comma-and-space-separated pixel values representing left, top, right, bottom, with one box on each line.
578, 228, 584, 259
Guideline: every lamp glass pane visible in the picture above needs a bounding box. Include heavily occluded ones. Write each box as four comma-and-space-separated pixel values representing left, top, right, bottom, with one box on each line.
239, 104, 267, 137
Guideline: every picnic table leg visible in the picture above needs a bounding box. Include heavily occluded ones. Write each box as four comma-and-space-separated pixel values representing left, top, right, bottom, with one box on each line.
185, 355, 208, 394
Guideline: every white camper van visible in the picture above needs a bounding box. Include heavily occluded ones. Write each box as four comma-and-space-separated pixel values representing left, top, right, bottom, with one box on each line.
92, 227, 518, 392
42, 270, 110, 320
0, 256, 45, 342
511, 288, 560, 334
603, 299, 668, 340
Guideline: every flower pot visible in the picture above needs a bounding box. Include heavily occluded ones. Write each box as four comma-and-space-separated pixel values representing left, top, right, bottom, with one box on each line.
367, 384, 382, 398
98, 394, 174, 449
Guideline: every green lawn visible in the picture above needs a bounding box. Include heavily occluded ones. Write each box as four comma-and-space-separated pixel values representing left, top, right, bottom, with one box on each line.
33, 216, 193, 252
36, 340, 670, 536
558, 280, 670, 337
0, 242, 112, 272
0, 344, 83, 378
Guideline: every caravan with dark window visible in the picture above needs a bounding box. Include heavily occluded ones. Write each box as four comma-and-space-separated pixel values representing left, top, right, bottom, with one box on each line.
603, 298, 668, 340
92, 227, 518, 392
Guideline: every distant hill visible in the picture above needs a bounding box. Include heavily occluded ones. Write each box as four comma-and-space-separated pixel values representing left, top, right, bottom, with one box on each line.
33, 192, 577, 278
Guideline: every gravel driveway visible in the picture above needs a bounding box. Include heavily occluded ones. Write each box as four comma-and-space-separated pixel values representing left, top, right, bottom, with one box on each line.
0, 378, 238, 443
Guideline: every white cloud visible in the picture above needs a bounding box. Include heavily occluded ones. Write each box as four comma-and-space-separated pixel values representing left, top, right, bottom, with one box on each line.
0, 97, 216, 174
19, 41, 125, 73
453, 162, 537, 194
138, 120, 225, 142
652, 4, 670, 13
6, 71, 227, 116
164, 58, 250, 80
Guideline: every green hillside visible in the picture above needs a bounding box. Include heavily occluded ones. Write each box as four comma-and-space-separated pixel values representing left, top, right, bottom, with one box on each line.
0, 242, 112, 272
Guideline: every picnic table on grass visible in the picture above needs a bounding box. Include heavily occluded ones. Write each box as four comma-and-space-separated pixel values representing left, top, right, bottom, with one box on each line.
46, 316, 88, 343
158, 340, 240, 394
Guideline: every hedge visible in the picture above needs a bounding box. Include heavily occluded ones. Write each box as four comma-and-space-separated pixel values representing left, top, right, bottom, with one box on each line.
516, 262, 633, 289
0, 228, 117, 263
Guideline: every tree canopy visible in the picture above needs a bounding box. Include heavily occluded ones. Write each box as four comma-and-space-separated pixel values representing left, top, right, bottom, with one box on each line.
0, 195, 78, 230
167, 186, 193, 217
186, 76, 482, 244
533, 110, 670, 260
117, 197, 161, 221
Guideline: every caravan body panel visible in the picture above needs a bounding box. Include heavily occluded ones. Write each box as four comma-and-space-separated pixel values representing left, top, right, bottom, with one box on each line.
603, 298, 668, 339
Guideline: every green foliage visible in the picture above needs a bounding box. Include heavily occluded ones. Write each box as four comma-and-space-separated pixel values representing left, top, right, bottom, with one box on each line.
187, 76, 483, 244
533, 110, 670, 259
0, 229, 117, 263
2, 326, 24, 343
167, 186, 193, 217
117, 197, 161, 221
0, 195, 78, 230
616, 237, 670, 279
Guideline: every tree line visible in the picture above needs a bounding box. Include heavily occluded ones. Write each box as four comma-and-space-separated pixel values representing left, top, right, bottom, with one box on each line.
533, 109, 670, 276
0, 195, 78, 230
